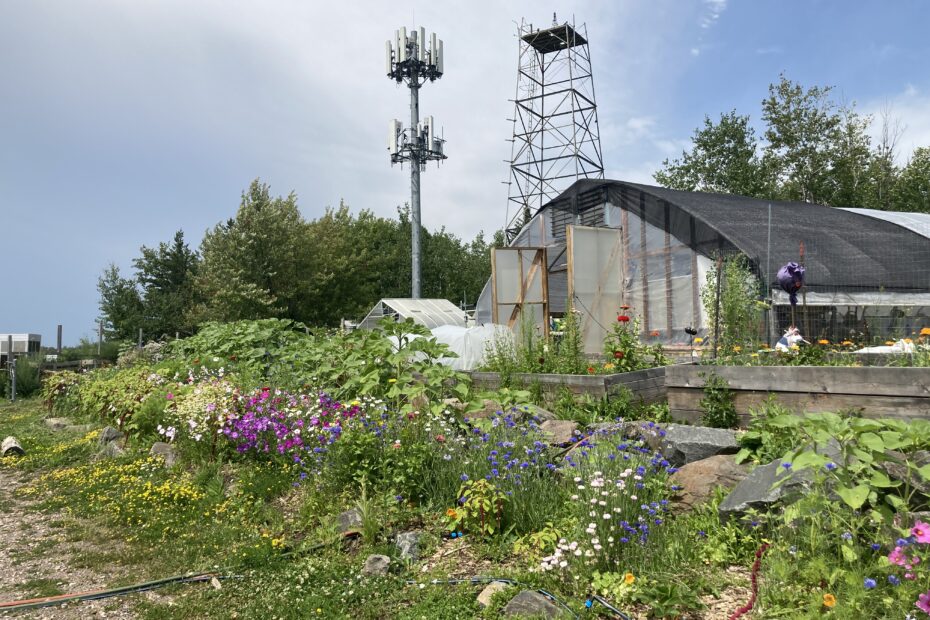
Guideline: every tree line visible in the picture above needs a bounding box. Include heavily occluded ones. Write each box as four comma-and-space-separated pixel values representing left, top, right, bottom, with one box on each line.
98, 180, 501, 341
654, 74, 930, 212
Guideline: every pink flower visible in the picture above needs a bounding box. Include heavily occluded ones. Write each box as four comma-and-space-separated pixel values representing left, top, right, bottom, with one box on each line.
889, 546, 909, 567
913, 521, 930, 544
916, 590, 930, 614
166, 392, 174, 400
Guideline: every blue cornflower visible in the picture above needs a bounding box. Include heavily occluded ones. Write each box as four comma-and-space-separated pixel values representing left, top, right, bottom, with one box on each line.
781, 462, 792, 470
697, 530, 707, 538
888, 575, 900, 586
491, 468, 499, 476
863, 578, 876, 589
460, 474, 469, 481
870, 543, 881, 551
841, 532, 853, 541
825, 462, 837, 471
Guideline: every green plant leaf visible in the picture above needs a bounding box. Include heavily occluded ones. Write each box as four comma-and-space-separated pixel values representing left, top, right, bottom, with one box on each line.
836, 484, 869, 510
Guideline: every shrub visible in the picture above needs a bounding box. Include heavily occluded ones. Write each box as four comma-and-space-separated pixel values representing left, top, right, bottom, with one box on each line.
699, 372, 738, 428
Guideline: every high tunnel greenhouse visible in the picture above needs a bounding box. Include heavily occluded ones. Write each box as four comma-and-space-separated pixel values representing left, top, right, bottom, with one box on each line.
475, 179, 930, 353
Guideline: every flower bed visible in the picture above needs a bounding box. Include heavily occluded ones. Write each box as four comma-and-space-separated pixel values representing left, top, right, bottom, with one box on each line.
467, 366, 667, 404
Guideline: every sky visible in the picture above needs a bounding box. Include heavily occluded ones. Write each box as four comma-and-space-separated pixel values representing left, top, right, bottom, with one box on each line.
2, 0, 930, 345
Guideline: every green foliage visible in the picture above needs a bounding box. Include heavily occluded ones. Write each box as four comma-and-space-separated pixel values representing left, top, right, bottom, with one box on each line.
781, 412, 930, 517
735, 395, 798, 465
446, 479, 507, 537
654, 73, 930, 214
699, 372, 738, 428
603, 315, 668, 373
630, 581, 705, 619
653, 110, 773, 197
701, 254, 764, 351
0, 355, 42, 398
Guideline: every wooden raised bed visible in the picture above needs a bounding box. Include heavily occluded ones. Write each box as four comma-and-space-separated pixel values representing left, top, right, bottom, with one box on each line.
666, 365, 930, 425
466, 366, 667, 404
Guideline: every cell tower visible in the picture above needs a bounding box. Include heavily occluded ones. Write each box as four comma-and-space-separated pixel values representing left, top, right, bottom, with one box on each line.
386, 27, 447, 299
505, 16, 604, 241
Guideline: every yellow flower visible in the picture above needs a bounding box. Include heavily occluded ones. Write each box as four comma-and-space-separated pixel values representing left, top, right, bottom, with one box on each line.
841, 340, 853, 346
822, 593, 836, 608
885, 340, 895, 346
732, 346, 742, 353
388, 378, 397, 383
624, 572, 635, 585
750, 353, 759, 358
921, 327, 930, 336
693, 337, 704, 344
603, 362, 615, 370
817, 339, 829, 345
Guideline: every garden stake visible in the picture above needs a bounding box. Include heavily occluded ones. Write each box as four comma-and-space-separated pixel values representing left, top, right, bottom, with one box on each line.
727, 542, 769, 620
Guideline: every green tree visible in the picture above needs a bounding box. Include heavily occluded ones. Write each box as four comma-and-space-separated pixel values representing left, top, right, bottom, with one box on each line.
192, 180, 311, 323
654, 110, 772, 196
132, 230, 200, 338
891, 147, 930, 213
97, 264, 144, 340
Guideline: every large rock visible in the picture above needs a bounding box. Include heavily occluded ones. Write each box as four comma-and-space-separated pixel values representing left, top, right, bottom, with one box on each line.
516, 404, 557, 423
717, 438, 842, 522
96, 442, 126, 460
650, 424, 738, 467
44, 417, 73, 430
466, 399, 504, 420
502, 590, 566, 618
65, 424, 94, 434
149, 442, 178, 467
395, 531, 421, 562
670, 455, 749, 511
337, 508, 363, 535
538, 420, 579, 446
361, 554, 391, 576
477, 581, 511, 607
98, 426, 123, 445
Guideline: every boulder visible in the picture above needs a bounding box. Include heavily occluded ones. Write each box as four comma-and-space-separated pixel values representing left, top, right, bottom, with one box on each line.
477, 581, 510, 607
395, 531, 421, 562
149, 442, 179, 468
442, 398, 466, 413
502, 590, 566, 618
337, 508, 363, 535
670, 455, 749, 511
717, 438, 842, 522
538, 420, 579, 446
361, 554, 391, 576
98, 426, 123, 445
96, 442, 126, 460
64, 424, 94, 434
650, 424, 738, 467
517, 404, 557, 423
466, 399, 504, 420
44, 417, 73, 431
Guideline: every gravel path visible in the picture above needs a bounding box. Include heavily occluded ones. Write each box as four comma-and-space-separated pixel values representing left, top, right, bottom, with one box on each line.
0, 468, 146, 619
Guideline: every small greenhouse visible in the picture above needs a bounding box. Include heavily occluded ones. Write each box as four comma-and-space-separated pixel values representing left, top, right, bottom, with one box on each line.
475, 179, 930, 352
359, 298, 468, 330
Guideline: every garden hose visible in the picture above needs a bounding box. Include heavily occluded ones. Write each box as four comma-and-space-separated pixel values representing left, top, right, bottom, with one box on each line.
0, 572, 234, 613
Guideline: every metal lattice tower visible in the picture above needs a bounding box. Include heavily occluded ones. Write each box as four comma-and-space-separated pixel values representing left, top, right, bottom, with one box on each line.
505, 16, 604, 242
386, 27, 447, 299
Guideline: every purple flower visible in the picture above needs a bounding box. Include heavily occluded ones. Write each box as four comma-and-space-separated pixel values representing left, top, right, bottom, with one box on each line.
825, 462, 837, 471
888, 575, 900, 586
863, 578, 876, 589
460, 474, 469, 481
781, 462, 792, 470
841, 532, 853, 541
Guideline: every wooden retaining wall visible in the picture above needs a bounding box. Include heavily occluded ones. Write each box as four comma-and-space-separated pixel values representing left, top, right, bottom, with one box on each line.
467, 367, 667, 404
666, 365, 930, 425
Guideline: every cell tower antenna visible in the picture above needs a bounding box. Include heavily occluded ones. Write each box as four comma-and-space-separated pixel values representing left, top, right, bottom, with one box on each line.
504, 17, 604, 243
386, 27, 447, 299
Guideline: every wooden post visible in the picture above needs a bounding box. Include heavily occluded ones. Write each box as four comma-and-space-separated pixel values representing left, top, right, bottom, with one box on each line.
713, 256, 723, 360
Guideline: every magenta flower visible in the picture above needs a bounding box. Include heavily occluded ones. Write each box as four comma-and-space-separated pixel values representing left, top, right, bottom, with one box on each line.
916, 590, 930, 614
912, 521, 930, 544
166, 392, 174, 400
889, 546, 909, 567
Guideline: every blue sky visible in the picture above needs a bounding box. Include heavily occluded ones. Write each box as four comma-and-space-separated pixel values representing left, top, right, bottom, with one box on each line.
2, 1, 929, 345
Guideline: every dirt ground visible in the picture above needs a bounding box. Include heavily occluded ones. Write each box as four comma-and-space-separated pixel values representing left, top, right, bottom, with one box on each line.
0, 468, 154, 619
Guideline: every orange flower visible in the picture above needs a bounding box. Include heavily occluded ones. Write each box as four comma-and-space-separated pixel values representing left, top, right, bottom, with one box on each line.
921, 327, 930, 336
587, 366, 596, 374
620, 305, 631, 310
613, 350, 624, 360
650, 330, 660, 337
817, 339, 830, 345
624, 572, 635, 585
822, 593, 836, 608
446, 508, 458, 519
